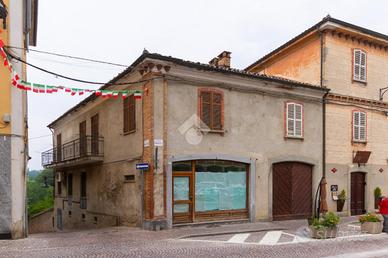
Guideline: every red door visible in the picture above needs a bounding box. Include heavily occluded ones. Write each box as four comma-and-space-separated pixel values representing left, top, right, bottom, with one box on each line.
351, 172, 366, 215
273, 162, 312, 220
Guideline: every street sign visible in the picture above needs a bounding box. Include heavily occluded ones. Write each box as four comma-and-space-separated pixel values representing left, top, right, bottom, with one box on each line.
136, 163, 149, 170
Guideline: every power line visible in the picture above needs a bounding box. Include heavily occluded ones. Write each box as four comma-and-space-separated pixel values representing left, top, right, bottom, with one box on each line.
29, 134, 52, 140
4, 49, 161, 86
5, 45, 128, 67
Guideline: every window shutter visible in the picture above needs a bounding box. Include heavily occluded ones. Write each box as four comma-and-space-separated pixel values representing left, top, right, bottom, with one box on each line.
286, 103, 303, 137
359, 112, 366, 141
295, 104, 303, 137
200, 92, 212, 128
129, 94, 136, 132
353, 49, 366, 82
353, 111, 360, 141
212, 93, 222, 130
123, 97, 129, 133
353, 111, 366, 142
360, 51, 367, 81
287, 103, 295, 136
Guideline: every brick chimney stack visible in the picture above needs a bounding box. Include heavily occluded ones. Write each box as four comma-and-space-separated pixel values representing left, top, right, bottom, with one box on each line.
208, 51, 231, 68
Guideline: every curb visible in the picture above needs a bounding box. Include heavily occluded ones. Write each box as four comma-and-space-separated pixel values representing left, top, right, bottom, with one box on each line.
178, 227, 286, 239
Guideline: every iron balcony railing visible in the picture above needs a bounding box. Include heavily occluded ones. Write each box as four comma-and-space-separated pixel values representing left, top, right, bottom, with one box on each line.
41, 136, 104, 167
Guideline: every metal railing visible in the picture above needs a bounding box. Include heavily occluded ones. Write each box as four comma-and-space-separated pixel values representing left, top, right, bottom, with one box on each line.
41, 136, 104, 167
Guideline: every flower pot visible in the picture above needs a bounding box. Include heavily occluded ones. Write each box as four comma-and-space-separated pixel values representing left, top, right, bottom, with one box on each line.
309, 226, 338, 239
337, 200, 345, 212
361, 221, 383, 234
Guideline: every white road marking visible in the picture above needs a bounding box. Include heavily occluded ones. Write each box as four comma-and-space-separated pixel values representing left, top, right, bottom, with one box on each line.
227, 233, 250, 243
258, 231, 283, 245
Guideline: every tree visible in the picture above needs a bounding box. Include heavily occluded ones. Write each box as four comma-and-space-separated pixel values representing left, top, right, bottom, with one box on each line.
27, 169, 54, 216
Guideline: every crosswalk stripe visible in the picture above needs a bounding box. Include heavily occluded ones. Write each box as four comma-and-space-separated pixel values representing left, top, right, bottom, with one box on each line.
258, 231, 283, 245
227, 233, 250, 243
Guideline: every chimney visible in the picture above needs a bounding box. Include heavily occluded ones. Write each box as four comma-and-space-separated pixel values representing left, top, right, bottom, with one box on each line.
217, 51, 231, 68
208, 51, 231, 68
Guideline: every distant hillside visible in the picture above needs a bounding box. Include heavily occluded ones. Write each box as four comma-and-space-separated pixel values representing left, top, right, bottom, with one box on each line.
28, 170, 41, 179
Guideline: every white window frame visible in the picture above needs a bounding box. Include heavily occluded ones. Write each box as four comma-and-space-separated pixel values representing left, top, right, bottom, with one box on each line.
353, 111, 367, 142
286, 102, 303, 138
353, 49, 367, 82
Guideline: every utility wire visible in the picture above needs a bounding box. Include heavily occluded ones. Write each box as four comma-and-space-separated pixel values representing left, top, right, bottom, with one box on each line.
4, 45, 128, 67
4, 49, 161, 86
29, 134, 52, 140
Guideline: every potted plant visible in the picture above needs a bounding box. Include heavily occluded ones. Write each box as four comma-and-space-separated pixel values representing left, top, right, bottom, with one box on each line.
374, 187, 382, 209
310, 212, 340, 239
337, 190, 346, 212
359, 213, 382, 234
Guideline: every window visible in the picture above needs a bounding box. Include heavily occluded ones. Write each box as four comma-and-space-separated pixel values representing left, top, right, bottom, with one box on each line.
199, 89, 223, 131
353, 49, 367, 82
123, 94, 136, 133
286, 102, 303, 138
353, 111, 367, 142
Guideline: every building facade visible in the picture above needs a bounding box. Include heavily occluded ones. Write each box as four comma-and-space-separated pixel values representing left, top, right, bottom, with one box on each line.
43, 51, 328, 230
246, 16, 388, 215
0, 0, 38, 239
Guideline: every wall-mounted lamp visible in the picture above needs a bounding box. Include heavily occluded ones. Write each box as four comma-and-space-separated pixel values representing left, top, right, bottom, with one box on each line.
0, 0, 7, 29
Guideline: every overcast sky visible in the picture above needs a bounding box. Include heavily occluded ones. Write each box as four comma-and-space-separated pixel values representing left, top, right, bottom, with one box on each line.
27, 0, 388, 170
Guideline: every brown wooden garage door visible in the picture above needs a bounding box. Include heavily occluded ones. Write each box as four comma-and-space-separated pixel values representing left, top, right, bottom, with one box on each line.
273, 162, 312, 220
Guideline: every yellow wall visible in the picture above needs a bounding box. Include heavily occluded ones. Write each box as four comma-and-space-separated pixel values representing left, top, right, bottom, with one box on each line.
248, 34, 321, 85
0, 0, 11, 135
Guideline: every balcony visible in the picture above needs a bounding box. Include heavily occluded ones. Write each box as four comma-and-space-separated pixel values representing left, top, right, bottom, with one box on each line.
42, 136, 104, 168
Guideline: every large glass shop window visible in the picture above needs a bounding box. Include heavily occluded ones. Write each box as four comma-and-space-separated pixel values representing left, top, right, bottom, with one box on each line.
195, 160, 247, 212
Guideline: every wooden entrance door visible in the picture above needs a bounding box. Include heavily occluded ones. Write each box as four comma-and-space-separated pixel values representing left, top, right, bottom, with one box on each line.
273, 162, 312, 220
351, 172, 366, 215
172, 173, 193, 224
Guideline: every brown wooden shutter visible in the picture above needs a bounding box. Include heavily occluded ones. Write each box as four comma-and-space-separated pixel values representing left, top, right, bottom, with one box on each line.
129, 94, 136, 132
91, 114, 99, 155
200, 91, 212, 128
212, 92, 222, 130
123, 97, 129, 133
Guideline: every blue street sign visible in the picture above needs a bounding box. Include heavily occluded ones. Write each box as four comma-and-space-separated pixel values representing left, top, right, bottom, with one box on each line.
136, 163, 149, 170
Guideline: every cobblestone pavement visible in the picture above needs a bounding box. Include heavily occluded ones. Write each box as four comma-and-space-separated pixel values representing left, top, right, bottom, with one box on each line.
1, 217, 388, 258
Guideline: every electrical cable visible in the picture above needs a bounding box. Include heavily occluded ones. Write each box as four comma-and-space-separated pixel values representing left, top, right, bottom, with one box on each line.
4, 45, 128, 67
4, 49, 161, 86
29, 134, 52, 140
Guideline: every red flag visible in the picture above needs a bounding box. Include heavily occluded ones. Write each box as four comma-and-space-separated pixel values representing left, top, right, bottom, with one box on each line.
17, 84, 25, 90
95, 91, 101, 96
11, 79, 17, 86
65, 88, 71, 93
0, 50, 6, 59
14, 74, 20, 81
0, 40, 4, 48
4, 59, 8, 67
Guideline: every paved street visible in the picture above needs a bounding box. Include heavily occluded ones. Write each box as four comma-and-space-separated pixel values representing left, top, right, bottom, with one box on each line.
1, 218, 388, 258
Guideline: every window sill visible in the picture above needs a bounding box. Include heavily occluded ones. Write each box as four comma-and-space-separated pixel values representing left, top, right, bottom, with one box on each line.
352, 141, 367, 145
200, 128, 225, 134
285, 136, 304, 141
123, 129, 136, 136
352, 79, 367, 85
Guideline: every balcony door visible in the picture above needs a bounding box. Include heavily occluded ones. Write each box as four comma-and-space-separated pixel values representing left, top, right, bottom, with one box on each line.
79, 121, 87, 157
91, 114, 99, 155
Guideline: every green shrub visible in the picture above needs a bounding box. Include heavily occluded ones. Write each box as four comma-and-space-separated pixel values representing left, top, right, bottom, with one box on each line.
312, 212, 340, 229
338, 190, 346, 201
374, 187, 382, 198
359, 213, 381, 224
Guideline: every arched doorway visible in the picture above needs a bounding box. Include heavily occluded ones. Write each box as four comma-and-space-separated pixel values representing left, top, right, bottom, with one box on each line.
350, 172, 366, 215
272, 162, 312, 220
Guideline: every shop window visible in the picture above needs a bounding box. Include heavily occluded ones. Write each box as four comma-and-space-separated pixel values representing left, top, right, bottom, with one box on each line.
194, 160, 247, 212
172, 161, 192, 172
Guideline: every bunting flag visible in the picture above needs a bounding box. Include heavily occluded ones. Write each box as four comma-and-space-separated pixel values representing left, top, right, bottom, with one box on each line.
0, 43, 142, 100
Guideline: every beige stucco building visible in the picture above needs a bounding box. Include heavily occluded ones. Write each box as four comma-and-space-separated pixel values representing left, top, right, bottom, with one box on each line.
0, 0, 38, 239
247, 16, 388, 215
43, 51, 328, 230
